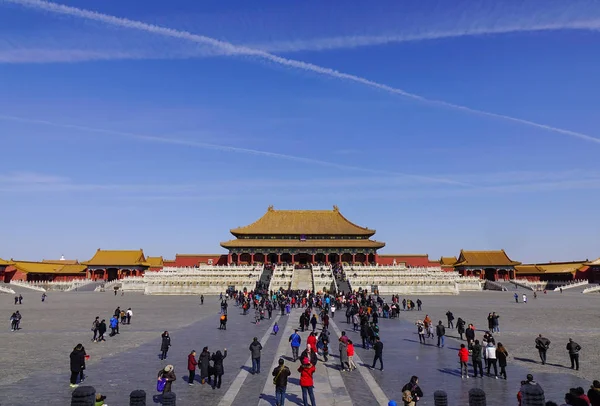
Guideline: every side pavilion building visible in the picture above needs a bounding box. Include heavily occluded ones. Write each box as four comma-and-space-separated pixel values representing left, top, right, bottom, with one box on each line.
83, 249, 149, 281
220, 205, 385, 265
453, 249, 520, 281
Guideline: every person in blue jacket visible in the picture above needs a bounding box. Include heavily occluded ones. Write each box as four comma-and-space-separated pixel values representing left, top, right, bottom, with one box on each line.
109, 316, 118, 337
289, 329, 302, 362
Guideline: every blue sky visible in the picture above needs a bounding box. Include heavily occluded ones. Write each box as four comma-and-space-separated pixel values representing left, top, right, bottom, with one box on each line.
1, 0, 599, 263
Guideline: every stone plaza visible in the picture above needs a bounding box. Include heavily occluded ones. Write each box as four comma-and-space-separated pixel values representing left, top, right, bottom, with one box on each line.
1, 286, 598, 405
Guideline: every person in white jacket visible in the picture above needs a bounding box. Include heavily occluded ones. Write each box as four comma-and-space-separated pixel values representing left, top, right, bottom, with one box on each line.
485, 342, 498, 378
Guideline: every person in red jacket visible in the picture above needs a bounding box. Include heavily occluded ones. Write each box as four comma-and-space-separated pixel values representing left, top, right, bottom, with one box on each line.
188, 350, 198, 385
307, 332, 318, 354
347, 340, 357, 371
298, 357, 316, 406
458, 343, 469, 379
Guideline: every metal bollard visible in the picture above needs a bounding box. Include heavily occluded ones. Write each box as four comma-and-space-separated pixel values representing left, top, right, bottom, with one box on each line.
468, 388, 486, 406
130, 389, 146, 406
434, 390, 448, 406
162, 392, 176, 406
71, 385, 96, 406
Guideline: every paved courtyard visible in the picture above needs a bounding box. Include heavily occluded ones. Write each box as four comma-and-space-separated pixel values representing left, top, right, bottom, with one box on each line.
1, 286, 599, 405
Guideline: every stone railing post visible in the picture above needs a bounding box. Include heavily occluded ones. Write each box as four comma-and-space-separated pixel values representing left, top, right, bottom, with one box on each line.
71, 386, 95, 406
162, 392, 176, 406
434, 390, 448, 406
130, 389, 146, 405
469, 388, 486, 406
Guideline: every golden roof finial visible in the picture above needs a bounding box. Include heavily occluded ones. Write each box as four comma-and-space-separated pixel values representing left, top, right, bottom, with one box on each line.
267, 205, 274, 212
333, 205, 339, 212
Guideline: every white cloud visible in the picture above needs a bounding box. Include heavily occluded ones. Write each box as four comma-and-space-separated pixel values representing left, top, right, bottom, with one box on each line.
3, 0, 600, 147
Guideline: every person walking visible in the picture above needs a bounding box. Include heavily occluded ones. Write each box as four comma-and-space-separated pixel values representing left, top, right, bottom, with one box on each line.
436, 321, 446, 348
458, 344, 469, 379
485, 342, 498, 378
457, 317, 465, 340
273, 322, 279, 335
69, 343, 87, 388
91, 317, 100, 342
97, 319, 107, 342
307, 332, 318, 354
471, 339, 484, 378
157, 365, 176, 394
496, 342, 509, 379
289, 330, 302, 362
347, 340, 357, 371
298, 357, 316, 406
465, 324, 475, 349
160, 331, 171, 360
371, 336, 384, 371
339, 339, 349, 371
416, 299, 422, 311
219, 314, 227, 330
310, 314, 318, 332
198, 347, 211, 385
401, 376, 423, 405
535, 334, 551, 365
446, 311, 454, 329
211, 349, 227, 389
188, 350, 198, 385
566, 338, 582, 370
109, 315, 118, 337
517, 374, 545, 406
523, 293, 528, 303
587, 380, 600, 406
272, 358, 291, 406
514, 292, 519, 303
126, 308, 132, 325
200, 294, 204, 305
249, 337, 263, 374
416, 321, 426, 344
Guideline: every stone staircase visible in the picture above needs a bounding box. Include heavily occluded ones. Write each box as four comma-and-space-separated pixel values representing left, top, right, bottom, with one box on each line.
290, 268, 314, 291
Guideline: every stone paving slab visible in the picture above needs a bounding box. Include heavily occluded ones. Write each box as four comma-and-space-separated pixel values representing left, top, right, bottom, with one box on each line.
1, 290, 599, 405
256, 308, 354, 406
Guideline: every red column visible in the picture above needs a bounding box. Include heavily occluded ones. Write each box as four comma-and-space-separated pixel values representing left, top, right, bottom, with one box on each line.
352, 254, 356, 264
325, 253, 329, 264
251, 254, 255, 264
277, 254, 281, 264
228, 253, 232, 265
311, 254, 315, 264
291, 254, 295, 264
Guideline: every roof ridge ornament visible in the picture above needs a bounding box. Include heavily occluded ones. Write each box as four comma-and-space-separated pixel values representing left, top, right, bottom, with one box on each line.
267, 205, 274, 212
333, 205, 339, 212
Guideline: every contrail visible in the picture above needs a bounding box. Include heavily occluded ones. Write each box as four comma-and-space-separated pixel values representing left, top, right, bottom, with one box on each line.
3, 0, 600, 146
256, 20, 600, 53
0, 114, 468, 186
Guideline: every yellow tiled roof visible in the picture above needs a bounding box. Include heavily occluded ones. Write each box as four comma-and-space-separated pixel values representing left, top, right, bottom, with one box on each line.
83, 249, 147, 266
221, 239, 385, 249
516, 262, 586, 274
146, 256, 164, 267
13, 261, 87, 274
584, 258, 600, 266
42, 259, 79, 265
440, 256, 458, 266
230, 206, 375, 236
454, 250, 520, 267
0, 258, 12, 266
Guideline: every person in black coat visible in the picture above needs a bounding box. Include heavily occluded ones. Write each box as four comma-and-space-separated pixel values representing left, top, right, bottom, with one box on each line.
198, 347, 211, 385
160, 331, 171, 360
69, 343, 86, 387
97, 319, 107, 342
211, 349, 227, 389
401, 376, 423, 404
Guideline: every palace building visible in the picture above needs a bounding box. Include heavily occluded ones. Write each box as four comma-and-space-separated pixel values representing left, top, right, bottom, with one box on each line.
220, 205, 385, 265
